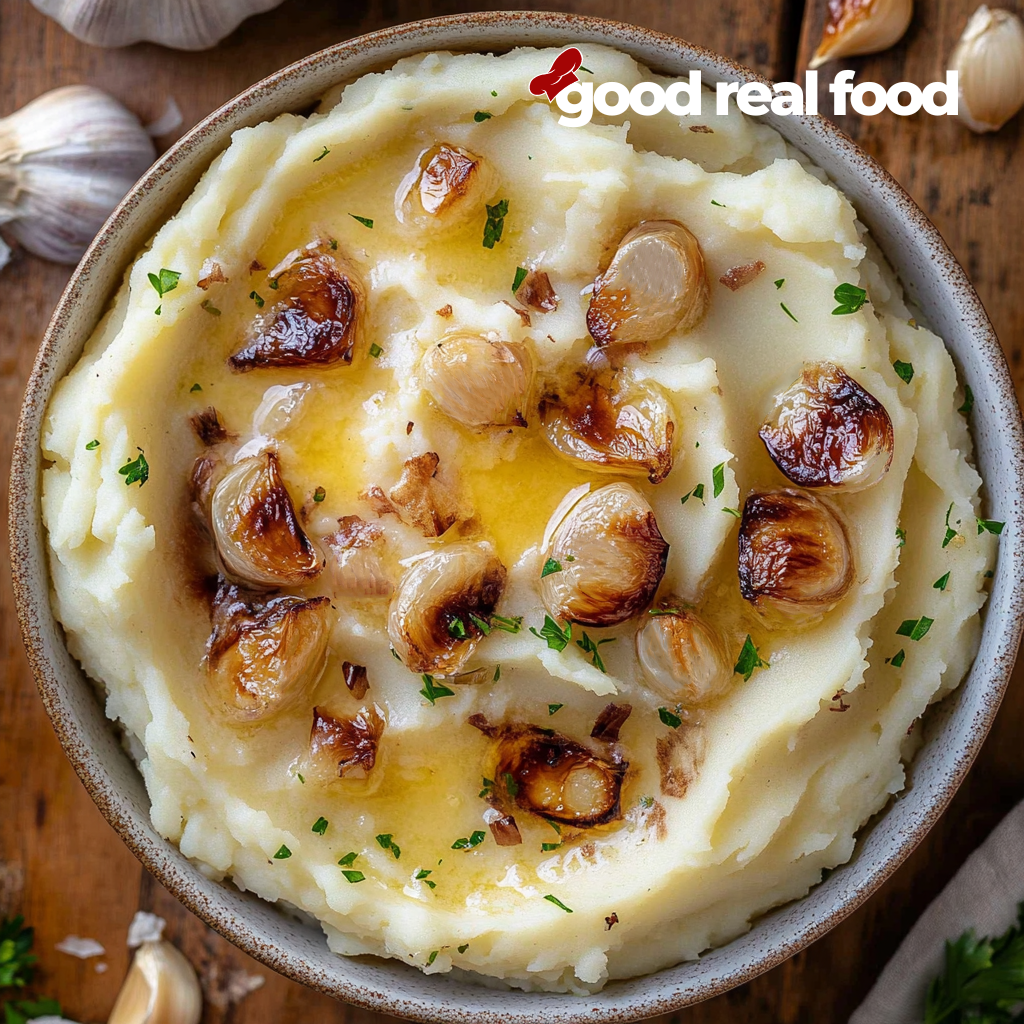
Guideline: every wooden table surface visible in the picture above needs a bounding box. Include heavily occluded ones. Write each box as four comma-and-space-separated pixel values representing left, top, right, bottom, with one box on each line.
2, 0, 1022, 1020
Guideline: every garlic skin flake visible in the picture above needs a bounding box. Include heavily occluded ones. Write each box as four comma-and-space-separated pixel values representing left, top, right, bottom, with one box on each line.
107, 940, 201, 1024
951, 6, 1024, 133
0, 86, 155, 265
809, 0, 913, 69
31, 0, 285, 50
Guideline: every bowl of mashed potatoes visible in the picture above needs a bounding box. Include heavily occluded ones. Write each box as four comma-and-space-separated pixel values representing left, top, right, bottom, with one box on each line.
10, 11, 1024, 1020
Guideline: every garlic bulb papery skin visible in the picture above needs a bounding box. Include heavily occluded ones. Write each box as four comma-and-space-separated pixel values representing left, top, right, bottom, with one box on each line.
107, 940, 202, 1024
0, 86, 155, 264
951, 6, 1024, 133
809, 0, 913, 69
31, 0, 285, 50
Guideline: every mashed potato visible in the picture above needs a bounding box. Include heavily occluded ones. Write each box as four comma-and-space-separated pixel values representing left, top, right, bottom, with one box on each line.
41, 46, 997, 992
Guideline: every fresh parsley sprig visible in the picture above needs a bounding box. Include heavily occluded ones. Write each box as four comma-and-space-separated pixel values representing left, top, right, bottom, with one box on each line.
530, 615, 571, 651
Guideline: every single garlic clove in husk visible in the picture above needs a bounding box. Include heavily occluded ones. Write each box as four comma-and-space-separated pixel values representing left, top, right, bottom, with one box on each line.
31, 0, 286, 50
107, 940, 201, 1024
636, 607, 733, 706
0, 85, 155, 265
395, 144, 498, 230
809, 0, 914, 69
950, 6, 1024, 133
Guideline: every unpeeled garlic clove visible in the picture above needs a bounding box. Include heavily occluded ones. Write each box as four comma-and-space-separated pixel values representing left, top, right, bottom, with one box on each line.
809, 0, 913, 68
0, 86, 155, 266
107, 940, 201, 1024
950, 6, 1024, 133
308, 703, 386, 780
636, 607, 733, 706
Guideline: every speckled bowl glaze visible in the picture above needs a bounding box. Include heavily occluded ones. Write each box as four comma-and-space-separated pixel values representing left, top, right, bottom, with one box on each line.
9, 12, 1024, 1020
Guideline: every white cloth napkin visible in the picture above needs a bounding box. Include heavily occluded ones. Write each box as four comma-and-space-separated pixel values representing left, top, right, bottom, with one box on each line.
850, 798, 1024, 1023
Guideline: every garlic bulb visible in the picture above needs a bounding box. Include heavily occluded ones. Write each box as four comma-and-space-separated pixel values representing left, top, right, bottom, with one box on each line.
107, 940, 201, 1024
31, 0, 286, 50
0, 86, 155, 265
809, 0, 913, 68
950, 6, 1024, 133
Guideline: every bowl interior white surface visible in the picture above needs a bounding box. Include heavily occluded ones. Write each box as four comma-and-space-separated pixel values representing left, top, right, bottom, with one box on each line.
9, 13, 1024, 1022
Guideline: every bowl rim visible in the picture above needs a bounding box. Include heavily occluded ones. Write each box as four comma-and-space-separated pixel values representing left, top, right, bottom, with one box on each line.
9, 10, 1024, 1021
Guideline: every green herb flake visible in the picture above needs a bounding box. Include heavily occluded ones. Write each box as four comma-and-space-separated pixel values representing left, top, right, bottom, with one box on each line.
722, 507, 742, 518
580, 65, 593, 73
530, 615, 571, 652
503, 772, 519, 799
639, 795, 655, 809
576, 631, 615, 673
311, 816, 328, 835
249, 290, 265, 308
118, 448, 149, 488
312, 486, 326, 503
734, 635, 769, 681
297, 773, 305, 784
483, 198, 509, 249
648, 607, 681, 617
943, 503, 960, 549
491, 90, 498, 97
933, 572, 951, 591
774, 279, 785, 289
314, 146, 330, 162
710, 200, 726, 207
888, 648, 906, 668
893, 359, 915, 384
458, 943, 470, 953
338, 852, 357, 867
681, 482, 705, 506
541, 842, 561, 852
780, 302, 798, 323
832, 282, 868, 315
541, 557, 562, 578
147, 268, 181, 311
273, 845, 292, 860
985, 570, 994, 579
201, 298, 221, 316
452, 830, 486, 850
896, 526, 906, 548
493, 664, 501, 683
447, 617, 468, 639
369, 342, 383, 359
342, 870, 365, 883
896, 616, 935, 641
419, 674, 455, 705
958, 386, 974, 416
376, 833, 401, 859
390, 646, 401, 661
479, 777, 494, 798
474, 111, 493, 122
190, 383, 203, 392
548, 703, 564, 716
489, 614, 523, 634
712, 461, 727, 499
543, 894, 573, 913
85, 439, 100, 450
658, 706, 682, 729
427, 950, 439, 965
512, 266, 528, 294
349, 214, 374, 228
977, 518, 1005, 536
468, 613, 492, 636
416, 869, 437, 890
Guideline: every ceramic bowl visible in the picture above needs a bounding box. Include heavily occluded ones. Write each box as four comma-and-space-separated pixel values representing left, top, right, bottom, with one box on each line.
9, 12, 1024, 1021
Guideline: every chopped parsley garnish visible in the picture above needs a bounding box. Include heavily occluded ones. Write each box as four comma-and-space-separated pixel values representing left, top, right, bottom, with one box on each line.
978, 518, 1005, 536
576, 631, 615, 673
774, 278, 785, 289
479, 777, 494, 798
541, 842, 561, 852
493, 665, 501, 682
419, 674, 455, 705
639, 795, 655, 809
896, 616, 934, 641
273, 845, 292, 860
896, 526, 907, 548
427, 950, 439, 965
832, 283, 868, 315
530, 615, 571, 651
311, 816, 328, 835
329, 239, 339, 249
474, 111, 493, 122
486, 613, 523, 634
546, 820, 561, 834
888, 648, 906, 668
85, 439, 100, 450
338, 852, 357, 867
342, 870, 365, 883
468, 613, 491, 635
416, 868, 436, 890
349, 214, 373, 228
0, 915, 37, 987
297, 773, 305, 784
548, 703, 564, 716
734, 635, 769, 680
648, 608, 681, 616
658, 706, 682, 729
451, 831, 486, 850
780, 302, 798, 323
543, 895, 573, 913
893, 359, 915, 383
190, 383, 202, 392
483, 198, 509, 249
580, 65, 593, 73
958, 386, 974, 416
722, 507, 742, 518
376, 833, 401, 859
933, 572, 951, 591
269, 277, 279, 288
119, 448, 149, 487
201, 298, 221, 316
313, 486, 326, 503
503, 772, 519, 799
390, 646, 401, 660
541, 557, 562, 578
491, 90, 498, 96
147, 267, 180, 314
712, 461, 726, 499
681, 482, 705, 506
710, 199, 726, 207
314, 146, 330, 162
943, 503, 961, 548
249, 290, 265, 308
369, 342, 383, 358
458, 943, 470, 953
447, 617, 468, 639
512, 266, 528, 293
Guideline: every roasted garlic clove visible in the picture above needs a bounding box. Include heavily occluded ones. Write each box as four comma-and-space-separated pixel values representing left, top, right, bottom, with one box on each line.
492, 724, 627, 827
422, 335, 533, 428
388, 541, 506, 674
229, 240, 364, 370
542, 483, 669, 627
759, 362, 894, 491
107, 940, 201, 1024
362, 452, 464, 538
587, 220, 709, 346
211, 452, 324, 587
343, 661, 369, 699
636, 608, 732, 706
484, 807, 523, 846
738, 491, 854, 623
809, 0, 913, 68
207, 580, 332, 721
309, 704, 385, 779
323, 515, 392, 598
951, 6, 1024, 133
515, 269, 559, 312
396, 143, 497, 229
541, 374, 676, 483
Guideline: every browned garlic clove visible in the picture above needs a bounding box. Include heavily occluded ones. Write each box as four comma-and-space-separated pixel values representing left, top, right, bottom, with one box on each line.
738, 490, 854, 623
541, 374, 676, 483
229, 239, 364, 370
107, 940, 202, 1024
309, 703, 386, 779
189, 406, 232, 447
396, 143, 498, 229
809, 0, 913, 69
206, 580, 332, 721
950, 6, 1024, 133
483, 807, 523, 846
636, 607, 732, 706
342, 661, 369, 699
515, 269, 559, 312
590, 702, 633, 741
388, 541, 506, 674
491, 724, 627, 827
587, 220, 709, 346
759, 362, 894, 491
542, 483, 669, 627
211, 451, 324, 587
361, 452, 464, 538
422, 335, 533, 428
323, 515, 392, 598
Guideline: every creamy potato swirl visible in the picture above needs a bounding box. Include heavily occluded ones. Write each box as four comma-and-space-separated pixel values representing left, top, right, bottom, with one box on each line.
41, 46, 996, 992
